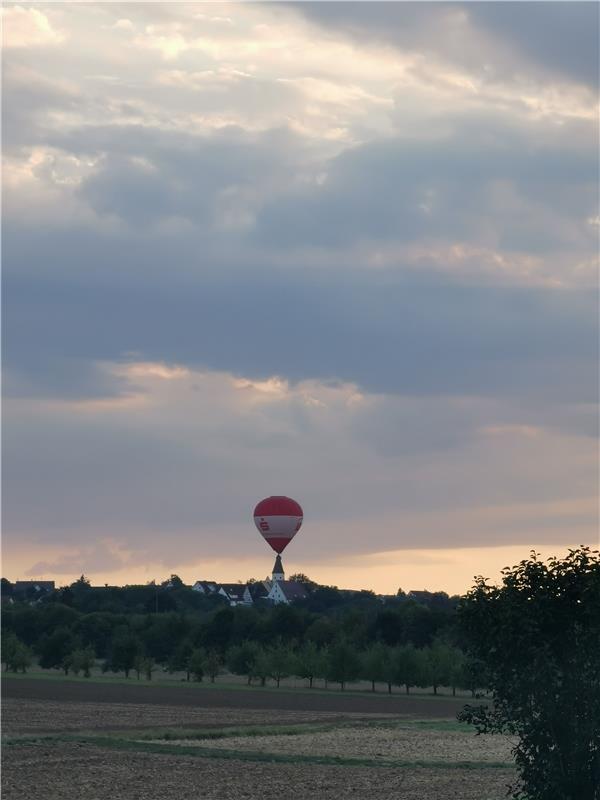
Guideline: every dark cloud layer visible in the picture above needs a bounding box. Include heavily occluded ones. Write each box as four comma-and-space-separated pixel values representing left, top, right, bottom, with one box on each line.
4, 231, 597, 405
294, 2, 600, 88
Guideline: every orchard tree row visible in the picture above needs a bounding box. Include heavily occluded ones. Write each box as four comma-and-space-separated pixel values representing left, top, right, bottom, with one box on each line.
2, 627, 480, 695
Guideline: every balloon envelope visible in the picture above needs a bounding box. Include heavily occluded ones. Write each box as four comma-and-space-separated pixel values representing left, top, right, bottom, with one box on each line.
253, 496, 303, 554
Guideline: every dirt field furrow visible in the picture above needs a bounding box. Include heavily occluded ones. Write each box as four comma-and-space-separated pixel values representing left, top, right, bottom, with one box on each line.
2, 742, 516, 800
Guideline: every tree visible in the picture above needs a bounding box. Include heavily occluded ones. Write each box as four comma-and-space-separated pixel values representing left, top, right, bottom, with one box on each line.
446, 647, 466, 697
2, 631, 19, 671
168, 638, 194, 680
426, 641, 455, 695
250, 648, 270, 687
458, 547, 600, 800
2, 632, 32, 673
189, 648, 206, 682
162, 574, 185, 588
144, 656, 156, 680
76, 612, 114, 659
133, 653, 145, 680
204, 650, 222, 683
267, 641, 293, 688
70, 647, 96, 678
227, 641, 259, 685
107, 630, 141, 678
326, 639, 361, 690
38, 626, 77, 670
394, 644, 425, 694
370, 609, 405, 646
361, 643, 391, 692
289, 573, 318, 592
294, 641, 322, 689
305, 617, 337, 647
10, 641, 32, 673
203, 608, 235, 654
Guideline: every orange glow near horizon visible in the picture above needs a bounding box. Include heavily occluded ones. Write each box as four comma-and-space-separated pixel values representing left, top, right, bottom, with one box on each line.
4, 541, 597, 596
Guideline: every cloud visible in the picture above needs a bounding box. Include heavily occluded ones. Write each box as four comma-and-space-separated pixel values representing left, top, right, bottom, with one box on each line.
3, 361, 597, 572
26, 540, 132, 577
254, 113, 598, 257
2, 3, 597, 583
3, 6, 65, 48
294, 2, 600, 90
467, 3, 600, 90
3, 240, 597, 407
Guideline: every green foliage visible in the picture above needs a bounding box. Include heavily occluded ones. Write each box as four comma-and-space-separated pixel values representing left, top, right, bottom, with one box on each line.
304, 616, 337, 647
326, 639, 361, 690
360, 642, 393, 691
426, 641, 455, 695
202, 608, 235, 654
133, 653, 153, 680
458, 547, 600, 800
446, 646, 467, 697
394, 644, 426, 694
267, 641, 293, 687
250, 648, 270, 687
288, 573, 318, 592
106, 629, 142, 678
264, 605, 307, 644
38, 626, 78, 670
69, 646, 96, 677
204, 649, 222, 683
168, 638, 193, 679
227, 641, 260, 685
2, 632, 32, 673
141, 614, 191, 663
189, 648, 206, 682
1, 573, 466, 694
293, 641, 323, 688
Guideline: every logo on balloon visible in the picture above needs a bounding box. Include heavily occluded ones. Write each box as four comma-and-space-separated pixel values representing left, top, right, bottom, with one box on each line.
259, 519, 270, 532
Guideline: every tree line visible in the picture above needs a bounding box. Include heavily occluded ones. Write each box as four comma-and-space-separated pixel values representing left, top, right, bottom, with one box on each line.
1, 575, 475, 693
2, 626, 480, 695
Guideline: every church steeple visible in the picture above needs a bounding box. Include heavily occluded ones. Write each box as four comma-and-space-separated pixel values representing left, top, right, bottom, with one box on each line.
272, 554, 285, 582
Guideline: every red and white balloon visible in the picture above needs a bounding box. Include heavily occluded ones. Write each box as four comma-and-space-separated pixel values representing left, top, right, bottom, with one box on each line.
253, 496, 303, 554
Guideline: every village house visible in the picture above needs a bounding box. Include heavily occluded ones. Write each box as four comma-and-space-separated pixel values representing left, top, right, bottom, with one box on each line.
13, 581, 55, 596
190, 556, 308, 607
191, 580, 220, 595
218, 583, 253, 606
266, 580, 308, 605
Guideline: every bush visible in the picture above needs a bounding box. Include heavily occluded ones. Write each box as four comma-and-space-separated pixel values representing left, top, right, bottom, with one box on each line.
458, 547, 600, 800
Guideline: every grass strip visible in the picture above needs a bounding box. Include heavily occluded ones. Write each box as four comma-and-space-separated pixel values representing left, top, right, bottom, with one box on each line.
1, 718, 471, 746
134, 717, 468, 742
2, 732, 513, 771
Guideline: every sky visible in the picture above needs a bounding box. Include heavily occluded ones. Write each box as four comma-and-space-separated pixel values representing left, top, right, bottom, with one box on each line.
2, 2, 599, 595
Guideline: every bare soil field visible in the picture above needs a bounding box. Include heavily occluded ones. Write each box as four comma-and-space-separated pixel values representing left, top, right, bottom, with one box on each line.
2, 697, 370, 736
167, 724, 515, 764
1, 676, 464, 717
2, 741, 515, 800
2, 676, 514, 800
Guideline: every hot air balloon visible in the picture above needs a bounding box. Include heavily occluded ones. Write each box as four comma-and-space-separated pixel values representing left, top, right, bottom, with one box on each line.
253, 496, 303, 553
254, 496, 303, 582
